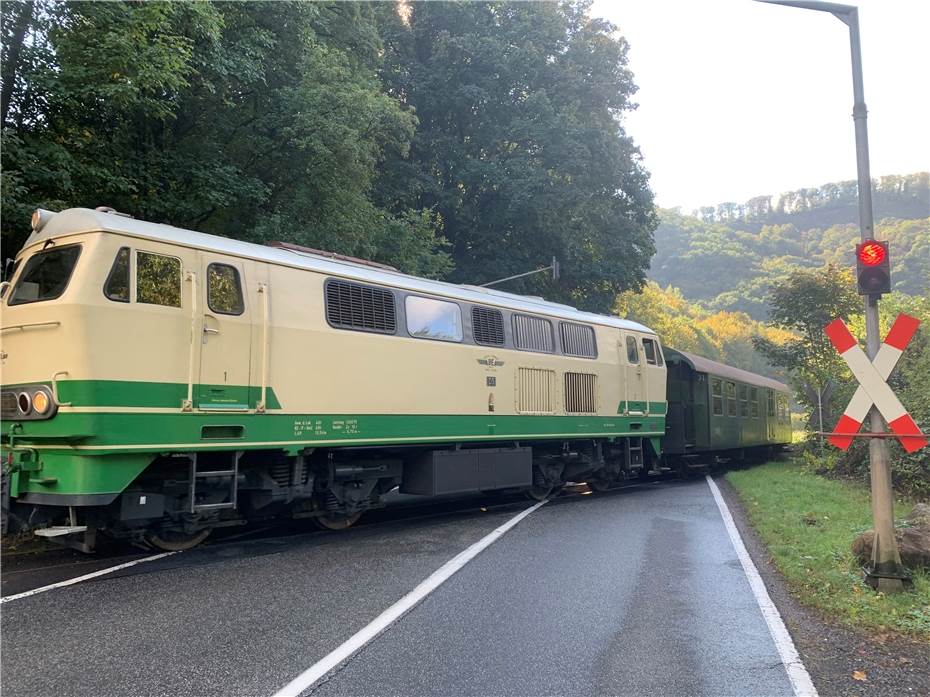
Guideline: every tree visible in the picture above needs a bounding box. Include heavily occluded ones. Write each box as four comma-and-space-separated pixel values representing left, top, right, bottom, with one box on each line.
376, 1, 656, 312
1, 1, 452, 278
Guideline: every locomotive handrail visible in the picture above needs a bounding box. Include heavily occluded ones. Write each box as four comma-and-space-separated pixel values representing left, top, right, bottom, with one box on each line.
51, 370, 72, 406
183, 270, 197, 412
1, 321, 61, 333
257, 283, 269, 413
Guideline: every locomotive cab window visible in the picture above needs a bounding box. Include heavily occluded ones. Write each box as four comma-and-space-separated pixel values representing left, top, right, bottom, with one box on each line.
711, 378, 724, 416
626, 335, 639, 364
104, 247, 130, 302
8, 244, 82, 305
207, 263, 244, 315
405, 296, 463, 342
136, 251, 181, 308
513, 314, 554, 353
643, 338, 662, 365
726, 381, 737, 416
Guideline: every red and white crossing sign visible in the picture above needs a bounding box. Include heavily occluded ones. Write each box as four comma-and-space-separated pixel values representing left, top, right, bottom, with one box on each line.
825, 313, 927, 453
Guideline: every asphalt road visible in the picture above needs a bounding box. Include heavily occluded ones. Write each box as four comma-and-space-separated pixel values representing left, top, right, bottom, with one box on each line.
1, 479, 797, 697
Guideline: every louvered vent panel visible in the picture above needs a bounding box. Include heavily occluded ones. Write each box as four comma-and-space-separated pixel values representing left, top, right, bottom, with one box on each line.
560, 322, 597, 358
513, 314, 554, 353
517, 368, 556, 414
325, 280, 396, 333
564, 372, 598, 413
472, 306, 505, 345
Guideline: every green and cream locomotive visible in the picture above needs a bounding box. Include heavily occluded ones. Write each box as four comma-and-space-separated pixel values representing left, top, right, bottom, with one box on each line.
2, 208, 670, 550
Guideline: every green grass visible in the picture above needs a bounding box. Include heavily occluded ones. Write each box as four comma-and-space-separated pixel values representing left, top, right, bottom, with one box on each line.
726, 461, 930, 638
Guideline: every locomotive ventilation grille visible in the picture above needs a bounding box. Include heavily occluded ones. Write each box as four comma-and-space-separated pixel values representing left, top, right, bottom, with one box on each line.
325, 279, 396, 333
0, 392, 16, 419
564, 372, 598, 413
560, 322, 597, 358
472, 306, 505, 345
517, 367, 556, 414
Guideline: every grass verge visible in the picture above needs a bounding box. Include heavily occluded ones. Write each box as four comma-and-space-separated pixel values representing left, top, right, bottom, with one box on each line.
726, 461, 930, 638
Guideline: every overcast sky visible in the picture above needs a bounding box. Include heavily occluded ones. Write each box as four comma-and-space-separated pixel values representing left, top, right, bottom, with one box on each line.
590, 0, 930, 211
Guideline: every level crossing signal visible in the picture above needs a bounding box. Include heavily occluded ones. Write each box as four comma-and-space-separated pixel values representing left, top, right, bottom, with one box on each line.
856, 239, 890, 296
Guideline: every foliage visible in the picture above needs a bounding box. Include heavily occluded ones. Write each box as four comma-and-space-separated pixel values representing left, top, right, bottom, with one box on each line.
376, 1, 656, 312
652, 176, 929, 320
727, 462, 930, 638
1, 1, 451, 277
615, 281, 792, 376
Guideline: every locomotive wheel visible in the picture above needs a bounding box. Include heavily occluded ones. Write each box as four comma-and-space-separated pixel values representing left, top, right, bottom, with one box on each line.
588, 477, 612, 493
314, 512, 362, 531
524, 482, 554, 501
145, 528, 212, 552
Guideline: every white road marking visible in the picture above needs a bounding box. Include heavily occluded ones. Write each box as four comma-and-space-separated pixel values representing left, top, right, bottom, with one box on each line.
0, 551, 178, 604
706, 475, 819, 697
272, 499, 548, 697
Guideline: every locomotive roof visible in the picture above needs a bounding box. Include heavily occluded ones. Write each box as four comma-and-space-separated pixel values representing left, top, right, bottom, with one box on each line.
665, 348, 789, 392
24, 208, 656, 334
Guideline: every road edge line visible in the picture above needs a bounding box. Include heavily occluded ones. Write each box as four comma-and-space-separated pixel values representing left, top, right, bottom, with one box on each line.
705, 474, 819, 697
272, 499, 548, 697
0, 551, 179, 604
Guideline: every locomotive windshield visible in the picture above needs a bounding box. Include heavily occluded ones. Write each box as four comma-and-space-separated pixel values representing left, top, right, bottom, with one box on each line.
8, 244, 82, 305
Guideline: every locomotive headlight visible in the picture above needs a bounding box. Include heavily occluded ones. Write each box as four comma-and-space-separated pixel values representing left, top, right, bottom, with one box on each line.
32, 389, 51, 415
17, 392, 32, 415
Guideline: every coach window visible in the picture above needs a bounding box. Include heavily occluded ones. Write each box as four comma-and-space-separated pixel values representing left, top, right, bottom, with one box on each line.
711, 379, 724, 416
626, 335, 639, 364
136, 251, 181, 308
104, 247, 130, 302
513, 314, 554, 353
739, 384, 749, 417
767, 390, 776, 417
726, 381, 737, 416
207, 263, 244, 315
750, 387, 759, 418
406, 296, 463, 342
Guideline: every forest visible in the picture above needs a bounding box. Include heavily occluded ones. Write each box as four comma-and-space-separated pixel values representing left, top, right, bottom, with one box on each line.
0, 0, 655, 313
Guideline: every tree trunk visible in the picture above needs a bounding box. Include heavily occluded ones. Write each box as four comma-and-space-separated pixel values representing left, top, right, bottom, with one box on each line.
1, 0, 36, 127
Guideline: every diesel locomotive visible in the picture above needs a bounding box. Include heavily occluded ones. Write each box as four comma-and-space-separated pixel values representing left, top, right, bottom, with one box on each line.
1, 208, 790, 551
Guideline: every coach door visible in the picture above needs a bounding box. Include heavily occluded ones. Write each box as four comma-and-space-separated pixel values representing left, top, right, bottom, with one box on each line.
197, 257, 252, 410
620, 332, 646, 415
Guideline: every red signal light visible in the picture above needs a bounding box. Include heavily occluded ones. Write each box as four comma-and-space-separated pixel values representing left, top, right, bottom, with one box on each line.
858, 242, 886, 266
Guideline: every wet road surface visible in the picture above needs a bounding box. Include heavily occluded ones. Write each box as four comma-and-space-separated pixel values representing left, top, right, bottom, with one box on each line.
1, 479, 799, 697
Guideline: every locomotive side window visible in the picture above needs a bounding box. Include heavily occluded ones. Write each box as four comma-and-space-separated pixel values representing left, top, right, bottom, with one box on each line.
750, 387, 759, 418
726, 381, 737, 416
711, 378, 724, 415
405, 296, 463, 342
560, 322, 596, 358
325, 279, 396, 334
207, 263, 244, 316
626, 335, 639, 363
513, 314, 554, 353
739, 384, 749, 417
1, 259, 21, 298
104, 247, 130, 302
642, 338, 660, 365
767, 390, 776, 417
137, 252, 181, 307
472, 306, 505, 345
8, 245, 82, 305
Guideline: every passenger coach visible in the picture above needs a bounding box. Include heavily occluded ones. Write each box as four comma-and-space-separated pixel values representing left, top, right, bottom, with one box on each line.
1, 208, 668, 550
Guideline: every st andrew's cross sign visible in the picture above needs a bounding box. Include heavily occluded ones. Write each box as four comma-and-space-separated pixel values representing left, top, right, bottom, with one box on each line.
825, 313, 927, 453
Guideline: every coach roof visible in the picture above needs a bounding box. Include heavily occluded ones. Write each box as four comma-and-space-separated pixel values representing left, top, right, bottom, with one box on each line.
665, 348, 789, 392
23, 208, 656, 334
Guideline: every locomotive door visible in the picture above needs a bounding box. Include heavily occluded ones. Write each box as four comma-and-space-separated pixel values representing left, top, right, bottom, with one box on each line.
197, 256, 252, 410
620, 332, 646, 414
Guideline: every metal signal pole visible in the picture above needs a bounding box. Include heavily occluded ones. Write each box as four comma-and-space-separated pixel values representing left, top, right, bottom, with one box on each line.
756, 0, 905, 591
